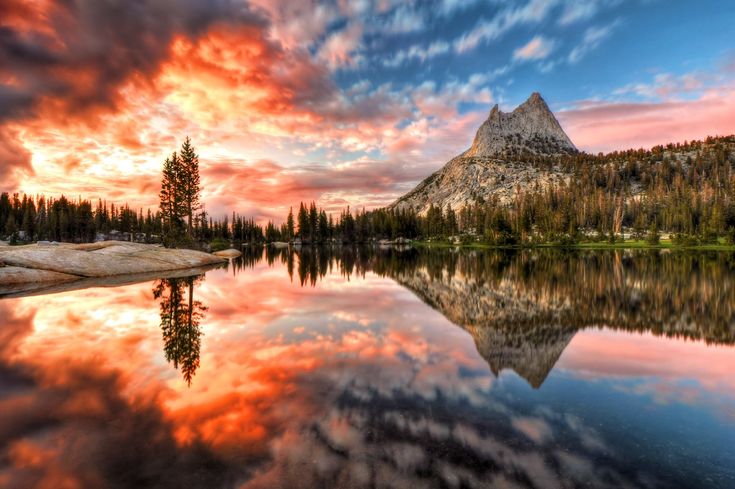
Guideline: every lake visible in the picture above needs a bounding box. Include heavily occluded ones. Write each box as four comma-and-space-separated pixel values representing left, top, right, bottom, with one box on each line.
1, 247, 734, 488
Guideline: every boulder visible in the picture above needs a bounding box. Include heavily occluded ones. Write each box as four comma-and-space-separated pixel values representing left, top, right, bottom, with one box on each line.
0, 241, 226, 286
213, 248, 242, 258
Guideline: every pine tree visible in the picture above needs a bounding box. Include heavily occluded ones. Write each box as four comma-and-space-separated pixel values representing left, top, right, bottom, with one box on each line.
308, 202, 318, 243
4, 214, 17, 242
318, 209, 329, 242
179, 137, 201, 239
297, 202, 309, 241
445, 205, 458, 237
160, 152, 186, 246
286, 207, 295, 240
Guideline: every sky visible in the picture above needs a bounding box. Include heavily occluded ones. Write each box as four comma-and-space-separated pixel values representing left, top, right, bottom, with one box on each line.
1, 0, 734, 222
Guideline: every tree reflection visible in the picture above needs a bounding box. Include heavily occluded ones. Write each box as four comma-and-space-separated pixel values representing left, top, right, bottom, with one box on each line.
285, 247, 735, 344
166, 246, 735, 388
152, 275, 207, 386
277, 246, 735, 388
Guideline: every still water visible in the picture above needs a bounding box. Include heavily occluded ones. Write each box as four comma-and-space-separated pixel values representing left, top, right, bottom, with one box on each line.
0, 247, 734, 488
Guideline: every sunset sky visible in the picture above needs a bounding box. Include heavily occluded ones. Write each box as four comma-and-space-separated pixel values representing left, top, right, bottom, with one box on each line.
2, 0, 734, 221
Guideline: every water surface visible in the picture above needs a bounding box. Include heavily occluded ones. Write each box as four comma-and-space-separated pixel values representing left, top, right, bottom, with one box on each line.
1, 248, 734, 488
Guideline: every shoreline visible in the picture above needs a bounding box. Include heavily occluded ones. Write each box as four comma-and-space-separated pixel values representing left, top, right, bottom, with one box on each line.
407, 239, 735, 251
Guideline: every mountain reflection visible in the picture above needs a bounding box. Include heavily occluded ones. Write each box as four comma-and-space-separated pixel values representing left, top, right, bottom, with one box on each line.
152, 275, 207, 385
231, 246, 735, 388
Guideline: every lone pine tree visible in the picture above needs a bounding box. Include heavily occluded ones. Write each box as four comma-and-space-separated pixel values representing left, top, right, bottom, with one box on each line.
179, 136, 202, 238
159, 138, 203, 246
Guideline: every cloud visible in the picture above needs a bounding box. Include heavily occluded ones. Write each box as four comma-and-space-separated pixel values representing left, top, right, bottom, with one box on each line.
559, 0, 600, 25
317, 23, 365, 70
0, 0, 272, 191
199, 157, 432, 220
383, 41, 450, 68
438, 0, 483, 17
249, 0, 338, 49
0, 0, 269, 124
454, 0, 557, 53
0, 126, 33, 190
558, 0, 621, 26
382, 5, 426, 34
513, 35, 556, 61
568, 21, 620, 63
613, 72, 707, 99
512, 416, 554, 443
558, 88, 735, 152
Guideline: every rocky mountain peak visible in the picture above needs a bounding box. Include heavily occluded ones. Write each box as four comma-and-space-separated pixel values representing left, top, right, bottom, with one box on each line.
525, 91, 544, 105
391, 92, 578, 214
464, 92, 577, 158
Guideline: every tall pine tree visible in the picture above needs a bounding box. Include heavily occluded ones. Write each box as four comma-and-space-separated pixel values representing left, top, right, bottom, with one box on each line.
179, 137, 201, 239
160, 151, 186, 246
286, 207, 295, 240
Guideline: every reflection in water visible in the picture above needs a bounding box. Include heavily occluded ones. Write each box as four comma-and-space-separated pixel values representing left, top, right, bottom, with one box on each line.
153, 275, 207, 385
233, 246, 735, 388
1, 247, 734, 488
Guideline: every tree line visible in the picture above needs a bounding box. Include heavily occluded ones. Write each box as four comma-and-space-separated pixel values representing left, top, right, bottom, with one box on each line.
3, 135, 734, 246
0, 191, 263, 245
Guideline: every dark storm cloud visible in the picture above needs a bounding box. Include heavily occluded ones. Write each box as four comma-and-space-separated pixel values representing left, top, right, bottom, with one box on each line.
0, 0, 270, 122
0, 0, 277, 189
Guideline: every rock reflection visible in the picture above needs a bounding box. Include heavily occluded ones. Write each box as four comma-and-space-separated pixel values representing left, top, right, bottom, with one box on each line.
241, 246, 735, 388
152, 275, 207, 385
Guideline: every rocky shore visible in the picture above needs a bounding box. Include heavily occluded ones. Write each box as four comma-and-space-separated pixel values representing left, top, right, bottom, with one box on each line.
0, 241, 226, 297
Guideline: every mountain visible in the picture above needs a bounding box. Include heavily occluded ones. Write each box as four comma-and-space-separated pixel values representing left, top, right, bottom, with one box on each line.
392, 92, 577, 214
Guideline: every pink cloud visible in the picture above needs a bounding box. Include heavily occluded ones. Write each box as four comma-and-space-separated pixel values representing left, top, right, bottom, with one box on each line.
559, 89, 735, 153
513, 35, 555, 61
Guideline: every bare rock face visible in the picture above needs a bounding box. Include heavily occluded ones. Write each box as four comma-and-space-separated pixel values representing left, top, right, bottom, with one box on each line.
465, 92, 577, 158
392, 92, 577, 214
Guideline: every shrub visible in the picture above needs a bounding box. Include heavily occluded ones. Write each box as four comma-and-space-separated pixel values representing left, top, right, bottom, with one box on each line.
210, 238, 230, 252
645, 225, 660, 245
